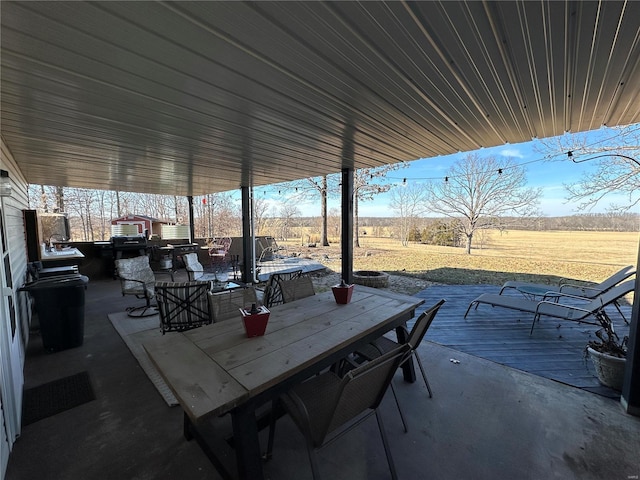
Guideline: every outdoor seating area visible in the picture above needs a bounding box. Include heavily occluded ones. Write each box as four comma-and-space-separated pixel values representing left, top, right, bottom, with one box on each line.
6, 272, 639, 480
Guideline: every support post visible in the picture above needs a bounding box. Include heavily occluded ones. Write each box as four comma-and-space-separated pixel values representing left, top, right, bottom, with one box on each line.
187, 196, 195, 243
240, 186, 254, 284
621, 242, 640, 416
341, 168, 354, 284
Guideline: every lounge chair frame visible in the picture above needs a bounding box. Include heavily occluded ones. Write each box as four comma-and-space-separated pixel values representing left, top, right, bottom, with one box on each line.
465, 280, 635, 334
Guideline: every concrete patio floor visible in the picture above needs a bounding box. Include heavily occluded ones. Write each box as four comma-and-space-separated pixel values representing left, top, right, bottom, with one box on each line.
6, 274, 640, 480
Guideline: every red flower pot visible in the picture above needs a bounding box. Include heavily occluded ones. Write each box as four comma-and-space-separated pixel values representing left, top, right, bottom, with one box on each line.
240, 305, 270, 337
332, 283, 354, 304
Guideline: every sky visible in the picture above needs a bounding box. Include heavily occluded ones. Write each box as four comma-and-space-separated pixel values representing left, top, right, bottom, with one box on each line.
261, 124, 640, 218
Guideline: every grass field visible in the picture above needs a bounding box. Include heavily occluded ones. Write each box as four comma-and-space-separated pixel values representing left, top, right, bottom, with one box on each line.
280, 230, 639, 287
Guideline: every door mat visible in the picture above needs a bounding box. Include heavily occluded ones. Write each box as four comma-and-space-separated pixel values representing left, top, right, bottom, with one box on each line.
22, 371, 95, 426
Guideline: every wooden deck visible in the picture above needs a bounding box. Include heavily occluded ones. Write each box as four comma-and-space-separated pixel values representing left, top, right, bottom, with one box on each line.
412, 285, 632, 398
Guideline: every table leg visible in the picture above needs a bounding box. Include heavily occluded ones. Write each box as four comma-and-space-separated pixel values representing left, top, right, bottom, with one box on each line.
183, 412, 193, 441
396, 324, 416, 382
231, 402, 264, 480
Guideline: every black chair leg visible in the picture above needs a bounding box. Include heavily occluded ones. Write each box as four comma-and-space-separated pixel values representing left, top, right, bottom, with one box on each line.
389, 382, 408, 433
414, 354, 433, 398
375, 410, 398, 480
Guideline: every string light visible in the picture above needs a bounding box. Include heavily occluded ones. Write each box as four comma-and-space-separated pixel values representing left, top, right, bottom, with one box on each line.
258, 125, 638, 193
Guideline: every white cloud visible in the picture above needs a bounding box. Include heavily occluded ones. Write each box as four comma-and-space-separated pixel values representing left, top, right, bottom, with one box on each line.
499, 148, 525, 159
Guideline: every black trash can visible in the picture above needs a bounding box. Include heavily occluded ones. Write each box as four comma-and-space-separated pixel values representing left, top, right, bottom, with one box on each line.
20, 275, 89, 352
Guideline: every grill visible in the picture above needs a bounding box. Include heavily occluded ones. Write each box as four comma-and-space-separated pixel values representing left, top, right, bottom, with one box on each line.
111, 236, 148, 259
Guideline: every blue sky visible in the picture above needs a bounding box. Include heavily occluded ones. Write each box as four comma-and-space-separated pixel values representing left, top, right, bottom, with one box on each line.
266, 124, 639, 218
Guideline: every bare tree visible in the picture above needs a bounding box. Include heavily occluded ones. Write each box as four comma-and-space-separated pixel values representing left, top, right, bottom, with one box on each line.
281, 175, 340, 246
252, 196, 270, 236
278, 203, 300, 241
389, 182, 429, 246
328, 207, 341, 241
425, 154, 541, 254
353, 163, 405, 247
536, 125, 640, 212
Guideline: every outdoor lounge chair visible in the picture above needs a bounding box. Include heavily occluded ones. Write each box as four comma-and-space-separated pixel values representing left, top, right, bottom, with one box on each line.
464, 279, 635, 334
265, 344, 410, 480
499, 265, 635, 298
498, 265, 635, 323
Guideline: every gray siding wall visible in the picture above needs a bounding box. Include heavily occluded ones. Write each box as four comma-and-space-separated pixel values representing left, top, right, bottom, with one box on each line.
1, 134, 31, 477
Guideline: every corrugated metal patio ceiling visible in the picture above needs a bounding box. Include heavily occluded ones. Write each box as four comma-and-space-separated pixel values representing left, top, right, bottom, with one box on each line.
1, 1, 639, 196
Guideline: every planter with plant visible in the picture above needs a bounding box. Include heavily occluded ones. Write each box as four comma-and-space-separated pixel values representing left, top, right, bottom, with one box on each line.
586, 310, 627, 391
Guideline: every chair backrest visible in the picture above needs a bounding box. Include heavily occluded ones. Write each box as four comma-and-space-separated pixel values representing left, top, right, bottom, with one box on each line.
218, 237, 232, 251
597, 265, 636, 291
183, 252, 204, 280
279, 275, 315, 303
115, 255, 155, 296
320, 345, 410, 444
263, 270, 304, 307
208, 287, 259, 322
587, 279, 636, 312
155, 281, 212, 334
407, 299, 446, 351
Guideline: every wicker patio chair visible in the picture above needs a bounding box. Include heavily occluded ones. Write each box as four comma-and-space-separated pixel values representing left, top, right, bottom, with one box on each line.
265, 344, 410, 480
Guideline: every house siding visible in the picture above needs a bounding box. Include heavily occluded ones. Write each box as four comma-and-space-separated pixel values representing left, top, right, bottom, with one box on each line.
0, 135, 31, 479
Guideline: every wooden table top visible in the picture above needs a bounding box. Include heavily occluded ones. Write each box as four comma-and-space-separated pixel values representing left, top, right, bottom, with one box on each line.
144, 286, 423, 424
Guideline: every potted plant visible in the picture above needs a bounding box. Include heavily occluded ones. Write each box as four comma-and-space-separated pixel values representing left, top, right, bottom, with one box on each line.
586, 310, 628, 391
331, 279, 354, 304
240, 303, 271, 337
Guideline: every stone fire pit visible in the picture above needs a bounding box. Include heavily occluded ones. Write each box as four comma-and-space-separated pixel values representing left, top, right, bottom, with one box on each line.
352, 270, 389, 288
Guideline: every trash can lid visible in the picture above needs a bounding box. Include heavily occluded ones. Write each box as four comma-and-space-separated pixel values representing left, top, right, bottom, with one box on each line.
20, 274, 89, 291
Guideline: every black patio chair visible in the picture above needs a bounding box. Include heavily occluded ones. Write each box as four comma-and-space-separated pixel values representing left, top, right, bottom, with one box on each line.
279, 275, 315, 303
262, 270, 304, 308
354, 299, 446, 432
265, 344, 410, 480
155, 281, 212, 334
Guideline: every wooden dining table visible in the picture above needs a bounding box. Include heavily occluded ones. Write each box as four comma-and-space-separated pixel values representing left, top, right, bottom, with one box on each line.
144, 285, 424, 480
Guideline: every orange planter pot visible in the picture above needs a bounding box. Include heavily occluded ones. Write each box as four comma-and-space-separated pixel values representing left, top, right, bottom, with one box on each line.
240, 306, 270, 337
332, 284, 354, 304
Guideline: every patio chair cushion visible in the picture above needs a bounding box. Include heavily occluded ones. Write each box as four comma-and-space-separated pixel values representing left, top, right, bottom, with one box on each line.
116, 255, 155, 297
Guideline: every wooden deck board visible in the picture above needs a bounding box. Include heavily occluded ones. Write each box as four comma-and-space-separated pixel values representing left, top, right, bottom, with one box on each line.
411, 285, 631, 398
